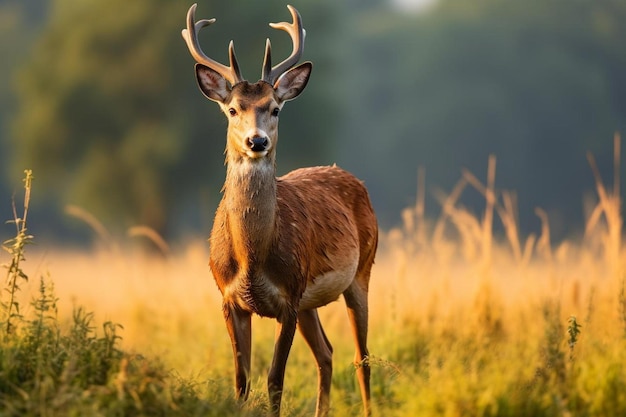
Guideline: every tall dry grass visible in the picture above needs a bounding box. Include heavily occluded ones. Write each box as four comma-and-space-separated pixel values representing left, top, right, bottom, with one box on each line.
6, 137, 626, 415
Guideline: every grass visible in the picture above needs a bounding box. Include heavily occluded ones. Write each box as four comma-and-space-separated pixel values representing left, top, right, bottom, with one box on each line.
2, 137, 626, 416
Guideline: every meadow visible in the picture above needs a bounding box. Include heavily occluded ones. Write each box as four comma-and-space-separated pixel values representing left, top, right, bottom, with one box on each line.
2, 147, 626, 416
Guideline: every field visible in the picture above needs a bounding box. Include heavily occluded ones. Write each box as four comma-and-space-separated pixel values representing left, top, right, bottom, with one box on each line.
2, 154, 626, 416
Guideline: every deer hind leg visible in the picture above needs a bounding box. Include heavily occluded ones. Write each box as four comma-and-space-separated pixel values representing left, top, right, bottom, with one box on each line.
268, 310, 298, 417
297, 308, 333, 417
223, 304, 252, 401
343, 280, 371, 417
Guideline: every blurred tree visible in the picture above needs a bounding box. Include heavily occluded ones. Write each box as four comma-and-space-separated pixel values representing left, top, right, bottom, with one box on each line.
0, 0, 48, 224
12, 0, 189, 235
338, 0, 626, 237
10, 0, 625, 242
11, 0, 344, 238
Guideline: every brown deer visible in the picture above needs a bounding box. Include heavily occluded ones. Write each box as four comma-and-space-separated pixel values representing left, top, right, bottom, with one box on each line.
182, 4, 377, 416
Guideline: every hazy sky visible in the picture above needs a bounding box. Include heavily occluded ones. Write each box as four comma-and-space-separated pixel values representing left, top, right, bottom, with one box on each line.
391, 0, 438, 12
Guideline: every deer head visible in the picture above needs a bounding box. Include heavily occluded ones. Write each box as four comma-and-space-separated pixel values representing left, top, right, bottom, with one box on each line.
182, 4, 312, 162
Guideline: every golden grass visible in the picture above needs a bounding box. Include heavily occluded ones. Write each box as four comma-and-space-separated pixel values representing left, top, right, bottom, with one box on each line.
13, 212, 623, 415
6, 137, 626, 415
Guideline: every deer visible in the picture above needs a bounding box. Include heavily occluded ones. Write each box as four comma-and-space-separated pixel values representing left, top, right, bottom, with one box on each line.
181, 4, 378, 416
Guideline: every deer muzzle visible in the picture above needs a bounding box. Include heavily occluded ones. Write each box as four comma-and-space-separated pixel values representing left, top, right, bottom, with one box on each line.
248, 136, 270, 153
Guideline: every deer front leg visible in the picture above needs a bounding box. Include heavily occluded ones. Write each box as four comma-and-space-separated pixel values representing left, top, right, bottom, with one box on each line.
268, 310, 298, 416
223, 304, 252, 400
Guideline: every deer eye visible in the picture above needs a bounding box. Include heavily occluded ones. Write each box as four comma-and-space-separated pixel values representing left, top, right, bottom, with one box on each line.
271, 108, 280, 117
228, 108, 237, 116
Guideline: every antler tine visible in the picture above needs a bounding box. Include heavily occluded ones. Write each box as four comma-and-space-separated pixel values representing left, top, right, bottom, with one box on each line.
262, 5, 305, 84
181, 3, 243, 85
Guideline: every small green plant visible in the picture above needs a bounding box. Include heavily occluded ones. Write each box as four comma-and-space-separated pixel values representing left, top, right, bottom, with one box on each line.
0, 171, 224, 416
567, 315, 582, 360
1, 169, 34, 335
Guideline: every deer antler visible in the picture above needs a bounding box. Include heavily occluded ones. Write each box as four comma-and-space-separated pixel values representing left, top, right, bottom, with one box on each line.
261, 5, 306, 85
181, 3, 243, 85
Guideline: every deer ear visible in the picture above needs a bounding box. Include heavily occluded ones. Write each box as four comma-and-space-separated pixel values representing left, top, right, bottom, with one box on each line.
273, 62, 312, 102
195, 64, 231, 103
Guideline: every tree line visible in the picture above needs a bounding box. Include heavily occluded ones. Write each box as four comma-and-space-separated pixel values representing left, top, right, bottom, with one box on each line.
1, 0, 625, 241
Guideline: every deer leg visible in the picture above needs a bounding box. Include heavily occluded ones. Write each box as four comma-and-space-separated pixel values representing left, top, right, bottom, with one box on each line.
268, 309, 298, 416
297, 308, 333, 417
223, 304, 252, 401
343, 281, 371, 417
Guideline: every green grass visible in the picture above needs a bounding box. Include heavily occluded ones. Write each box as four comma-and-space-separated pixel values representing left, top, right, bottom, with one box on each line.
0, 171, 258, 417
2, 156, 626, 416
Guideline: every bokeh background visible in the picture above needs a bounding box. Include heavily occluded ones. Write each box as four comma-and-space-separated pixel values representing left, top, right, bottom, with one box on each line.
1, 0, 625, 243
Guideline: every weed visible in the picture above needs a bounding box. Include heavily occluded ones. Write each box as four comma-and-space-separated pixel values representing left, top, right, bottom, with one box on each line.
0, 171, 220, 416
567, 315, 582, 361
1, 169, 34, 335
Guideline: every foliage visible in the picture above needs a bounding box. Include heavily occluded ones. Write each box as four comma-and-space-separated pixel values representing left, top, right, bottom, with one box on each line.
567, 315, 581, 359
2, 170, 34, 335
7, 0, 344, 238
4, 0, 626, 240
2, 149, 626, 416
11, 0, 191, 234
0, 171, 270, 416
337, 0, 626, 235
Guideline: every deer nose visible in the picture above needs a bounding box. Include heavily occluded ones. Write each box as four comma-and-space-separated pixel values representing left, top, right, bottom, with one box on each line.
248, 136, 269, 152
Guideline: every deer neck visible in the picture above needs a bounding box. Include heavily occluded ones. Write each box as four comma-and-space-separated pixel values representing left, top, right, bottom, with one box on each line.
223, 155, 278, 263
